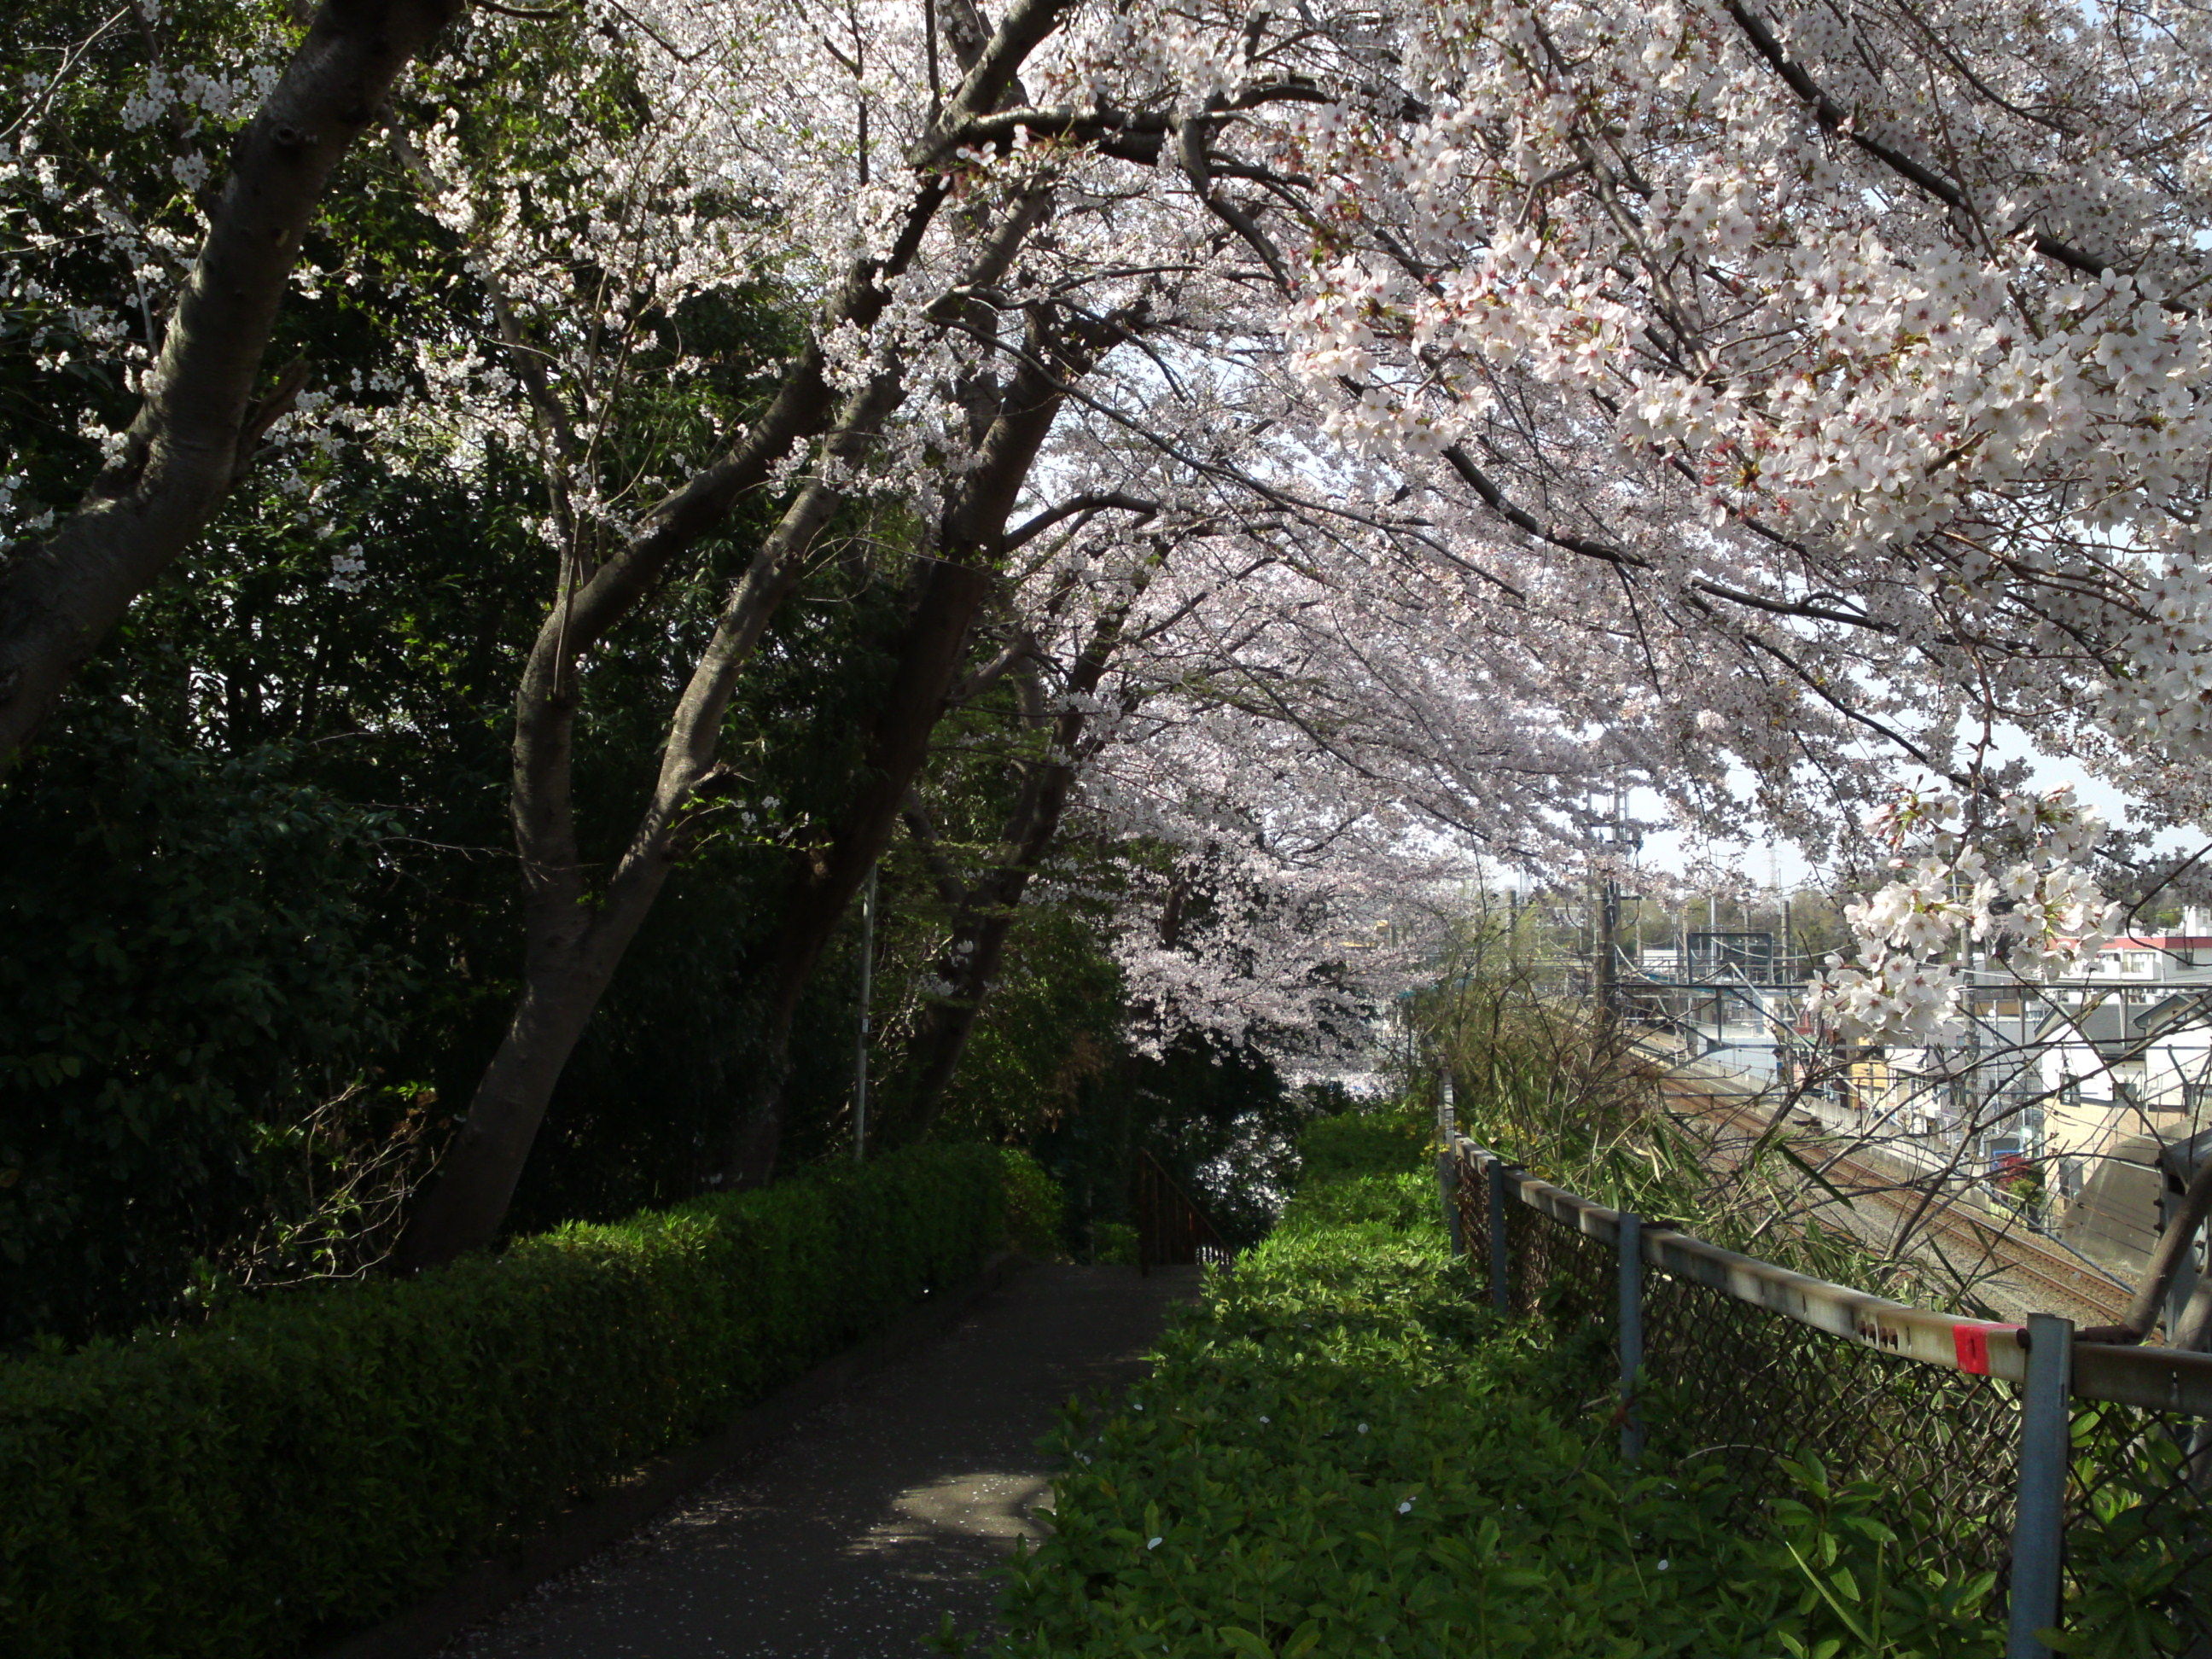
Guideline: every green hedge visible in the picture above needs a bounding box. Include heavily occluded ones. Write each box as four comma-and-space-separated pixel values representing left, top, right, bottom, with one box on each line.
0, 1141, 1008, 1659
1290, 1109, 1430, 1189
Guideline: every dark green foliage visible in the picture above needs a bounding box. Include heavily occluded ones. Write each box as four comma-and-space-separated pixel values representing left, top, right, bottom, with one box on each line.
1000, 1147, 1067, 1258
1137, 1036, 1306, 1247
0, 381, 912, 1333
1292, 1109, 1429, 1188
3, 0, 882, 1335
1020, 1031, 1305, 1261
0, 1142, 1005, 1659
0, 717, 405, 1342
924, 902, 1128, 1149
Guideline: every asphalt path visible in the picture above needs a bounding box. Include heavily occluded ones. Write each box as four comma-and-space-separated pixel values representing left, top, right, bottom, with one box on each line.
439, 1263, 1197, 1659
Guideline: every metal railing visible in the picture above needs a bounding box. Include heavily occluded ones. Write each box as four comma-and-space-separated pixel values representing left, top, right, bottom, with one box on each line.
1442, 1133, 2212, 1657
1134, 1149, 1232, 1273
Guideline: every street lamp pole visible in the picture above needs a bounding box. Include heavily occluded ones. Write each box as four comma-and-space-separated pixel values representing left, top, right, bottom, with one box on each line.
853, 864, 876, 1162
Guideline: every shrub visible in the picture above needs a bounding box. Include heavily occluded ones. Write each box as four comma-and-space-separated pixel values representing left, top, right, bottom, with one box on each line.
1091, 1220, 1138, 1265
993, 1140, 1792, 1656
989, 1118, 2011, 1657
0, 1142, 1005, 1659
0, 719, 409, 1344
1291, 1107, 1429, 1188
1000, 1147, 1066, 1258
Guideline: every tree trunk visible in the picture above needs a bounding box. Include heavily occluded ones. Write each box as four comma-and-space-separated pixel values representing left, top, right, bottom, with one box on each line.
393, 374, 906, 1271
714, 296, 1122, 1184
894, 775, 1072, 1132
391, 855, 676, 1271
896, 597, 1139, 1135
0, 0, 465, 771
388, 8, 1074, 1266
722, 557, 993, 1185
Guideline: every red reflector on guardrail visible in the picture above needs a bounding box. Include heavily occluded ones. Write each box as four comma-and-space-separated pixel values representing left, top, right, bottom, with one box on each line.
1953, 1322, 2023, 1375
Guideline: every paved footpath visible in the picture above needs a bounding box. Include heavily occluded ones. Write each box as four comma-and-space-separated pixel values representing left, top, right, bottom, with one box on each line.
443, 1264, 1197, 1659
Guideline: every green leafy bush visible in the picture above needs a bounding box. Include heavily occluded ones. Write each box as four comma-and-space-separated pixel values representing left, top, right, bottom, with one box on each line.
996, 1181, 1790, 1654
989, 1116, 2017, 1658
0, 1142, 1005, 1659
0, 719, 409, 1343
1001, 1147, 1066, 1257
1091, 1221, 1138, 1266
1291, 1108, 1429, 1188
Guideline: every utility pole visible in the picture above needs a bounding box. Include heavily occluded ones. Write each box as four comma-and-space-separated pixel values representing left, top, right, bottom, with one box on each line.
853, 864, 876, 1162
1767, 844, 1779, 980
1593, 788, 1633, 1015
1595, 871, 1619, 1013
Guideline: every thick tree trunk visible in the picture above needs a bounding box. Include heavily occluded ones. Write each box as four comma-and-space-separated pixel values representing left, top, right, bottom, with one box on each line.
388, 5, 1074, 1267
391, 856, 675, 1271
393, 375, 905, 1270
894, 781, 1068, 1129
715, 296, 1120, 1184
0, 0, 465, 771
723, 557, 993, 1185
0, 0, 1068, 771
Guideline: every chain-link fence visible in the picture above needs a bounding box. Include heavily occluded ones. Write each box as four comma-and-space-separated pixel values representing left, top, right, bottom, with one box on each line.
2066, 1399, 2212, 1643
1444, 1133, 2212, 1655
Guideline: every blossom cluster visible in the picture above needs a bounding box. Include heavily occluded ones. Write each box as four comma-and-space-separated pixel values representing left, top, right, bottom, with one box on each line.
1807, 787, 2124, 1045
18, 0, 2212, 1074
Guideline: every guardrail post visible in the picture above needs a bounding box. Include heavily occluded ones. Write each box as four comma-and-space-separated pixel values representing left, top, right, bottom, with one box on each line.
1618, 1213, 1644, 1464
1487, 1159, 1510, 1312
2005, 1313, 2073, 1659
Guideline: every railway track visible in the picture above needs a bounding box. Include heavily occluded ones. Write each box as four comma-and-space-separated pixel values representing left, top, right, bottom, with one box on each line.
1659, 1075, 2133, 1325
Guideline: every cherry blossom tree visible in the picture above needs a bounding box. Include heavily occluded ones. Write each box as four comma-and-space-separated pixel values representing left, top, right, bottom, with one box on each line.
1274, 0, 2211, 823
0, 0, 469, 770
18, 0, 2211, 1276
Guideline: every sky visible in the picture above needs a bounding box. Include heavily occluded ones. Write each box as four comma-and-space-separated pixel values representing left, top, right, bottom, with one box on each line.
1627, 722, 2207, 899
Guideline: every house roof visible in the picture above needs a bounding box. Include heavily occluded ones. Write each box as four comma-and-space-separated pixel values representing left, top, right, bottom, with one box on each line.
2033, 999, 2144, 1054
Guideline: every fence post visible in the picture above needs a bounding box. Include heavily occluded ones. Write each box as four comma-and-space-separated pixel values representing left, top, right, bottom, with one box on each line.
1436, 1072, 1464, 1257
1618, 1213, 1644, 1464
2005, 1313, 2073, 1659
1487, 1159, 1510, 1312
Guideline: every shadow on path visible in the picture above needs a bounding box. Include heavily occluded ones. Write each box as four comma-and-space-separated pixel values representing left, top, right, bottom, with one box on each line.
442, 1263, 1197, 1659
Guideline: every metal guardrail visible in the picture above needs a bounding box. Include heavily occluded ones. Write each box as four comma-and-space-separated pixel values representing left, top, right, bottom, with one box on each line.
1452, 1135, 2212, 1412
1444, 1132, 2212, 1658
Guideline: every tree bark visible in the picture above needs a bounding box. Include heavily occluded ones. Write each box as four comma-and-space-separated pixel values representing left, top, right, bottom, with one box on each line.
388, 0, 1080, 1269
716, 304, 1111, 1183
392, 373, 906, 1271
722, 556, 994, 1185
896, 597, 1141, 1135
0, 0, 466, 771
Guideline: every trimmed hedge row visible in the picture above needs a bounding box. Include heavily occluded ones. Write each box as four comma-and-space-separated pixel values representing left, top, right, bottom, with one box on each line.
0, 1142, 1011, 1659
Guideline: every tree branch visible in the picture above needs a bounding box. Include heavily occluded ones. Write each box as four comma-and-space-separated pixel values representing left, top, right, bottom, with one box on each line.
0, 0, 469, 771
